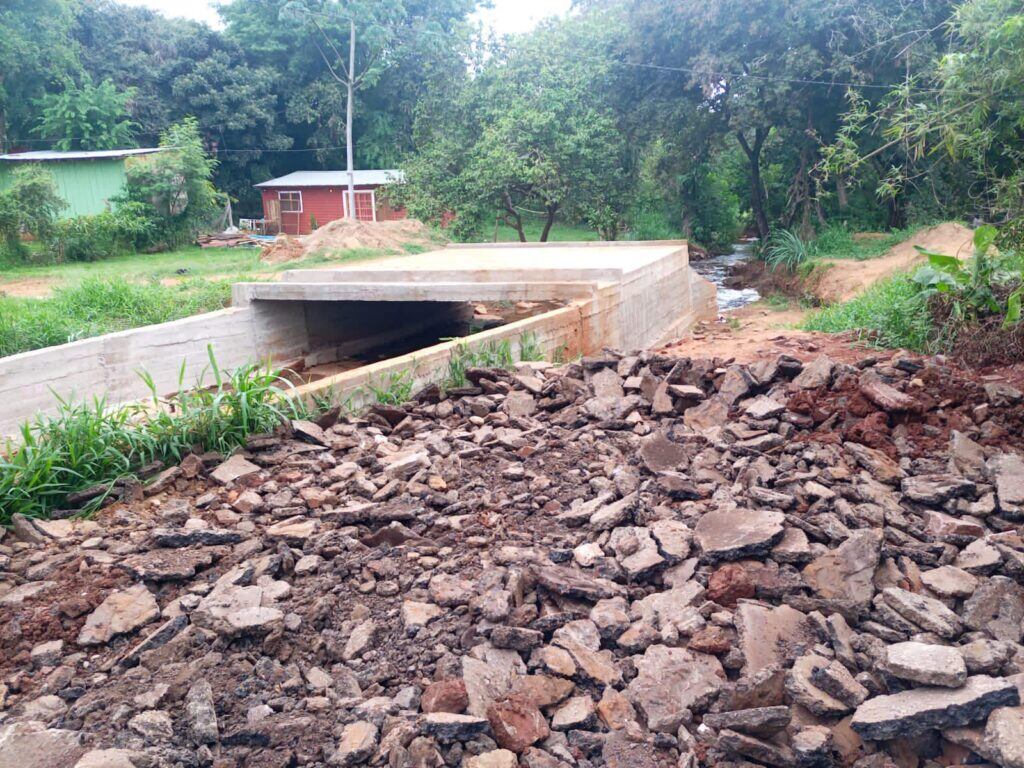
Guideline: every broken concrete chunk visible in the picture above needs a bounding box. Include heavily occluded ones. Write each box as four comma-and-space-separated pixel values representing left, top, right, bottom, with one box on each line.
990, 453, 1024, 514
192, 583, 284, 638
786, 655, 854, 717
881, 587, 964, 638
78, 583, 159, 646
718, 728, 796, 768
983, 706, 1024, 768
851, 675, 1019, 740
844, 442, 905, 485
331, 721, 378, 766
639, 431, 688, 474
902, 474, 976, 505
801, 528, 881, 608
626, 645, 724, 733
702, 706, 791, 737
885, 642, 967, 688
550, 695, 596, 731
792, 355, 834, 389
962, 576, 1024, 643
420, 712, 489, 741
694, 508, 785, 563
210, 454, 260, 485
735, 602, 813, 676
0, 721, 85, 768
533, 564, 623, 601
920, 565, 978, 599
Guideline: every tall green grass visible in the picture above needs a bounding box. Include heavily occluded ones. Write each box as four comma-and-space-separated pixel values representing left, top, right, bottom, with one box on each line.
0, 277, 232, 357
802, 273, 934, 350
444, 333, 546, 389
764, 230, 812, 271
808, 224, 923, 261
0, 347, 307, 521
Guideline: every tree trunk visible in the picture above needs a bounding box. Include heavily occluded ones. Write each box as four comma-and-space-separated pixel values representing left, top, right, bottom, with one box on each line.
502, 192, 526, 242
345, 18, 356, 220
836, 175, 849, 210
784, 145, 820, 240
539, 204, 558, 242
737, 128, 770, 240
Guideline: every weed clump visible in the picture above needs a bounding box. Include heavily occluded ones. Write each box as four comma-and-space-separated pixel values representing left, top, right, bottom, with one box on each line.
0, 347, 307, 521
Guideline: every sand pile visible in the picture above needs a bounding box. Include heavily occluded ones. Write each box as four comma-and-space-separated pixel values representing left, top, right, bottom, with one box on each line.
261, 218, 440, 264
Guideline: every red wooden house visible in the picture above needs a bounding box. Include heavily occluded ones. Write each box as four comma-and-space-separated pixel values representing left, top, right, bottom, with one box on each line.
254, 170, 405, 235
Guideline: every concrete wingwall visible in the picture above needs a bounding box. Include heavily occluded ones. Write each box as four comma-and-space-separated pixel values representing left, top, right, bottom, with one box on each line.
0, 303, 309, 438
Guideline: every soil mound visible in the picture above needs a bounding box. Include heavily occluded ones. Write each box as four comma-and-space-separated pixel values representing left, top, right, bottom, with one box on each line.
816, 222, 974, 303
260, 219, 441, 265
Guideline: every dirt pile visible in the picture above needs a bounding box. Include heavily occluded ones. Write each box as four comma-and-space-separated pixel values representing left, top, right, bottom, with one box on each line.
261, 219, 441, 265
2, 349, 1024, 767
815, 223, 975, 304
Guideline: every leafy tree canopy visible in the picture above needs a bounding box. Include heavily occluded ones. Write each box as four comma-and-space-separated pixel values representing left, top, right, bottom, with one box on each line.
33, 75, 138, 150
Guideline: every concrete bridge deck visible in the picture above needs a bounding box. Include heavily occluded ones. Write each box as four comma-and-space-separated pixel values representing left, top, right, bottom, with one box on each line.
0, 241, 716, 435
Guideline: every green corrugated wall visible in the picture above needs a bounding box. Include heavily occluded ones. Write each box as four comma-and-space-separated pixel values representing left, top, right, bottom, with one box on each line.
0, 158, 128, 217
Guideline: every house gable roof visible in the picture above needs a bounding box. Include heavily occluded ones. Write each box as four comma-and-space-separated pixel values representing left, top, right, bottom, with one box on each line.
0, 148, 164, 162
255, 170, 404, 188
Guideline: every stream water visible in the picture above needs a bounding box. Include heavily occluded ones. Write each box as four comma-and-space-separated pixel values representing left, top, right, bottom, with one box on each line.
691, 240, 760, 313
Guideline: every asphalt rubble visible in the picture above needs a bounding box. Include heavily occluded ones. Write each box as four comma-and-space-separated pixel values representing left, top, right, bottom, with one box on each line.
2, 349, 1024, 768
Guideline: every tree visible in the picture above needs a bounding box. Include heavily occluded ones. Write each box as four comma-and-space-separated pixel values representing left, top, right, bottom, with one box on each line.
33, 75, 138, 150
120, 118, 223, 247
398, 14, 630, 241
279, 0, 405, 218
610, 0, 957, 238
823, 0, 1024, 231
0, 0, 79, 151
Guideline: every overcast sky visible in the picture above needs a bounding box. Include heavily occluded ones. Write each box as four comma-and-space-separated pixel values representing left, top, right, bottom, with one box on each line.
115, 0, 573, 34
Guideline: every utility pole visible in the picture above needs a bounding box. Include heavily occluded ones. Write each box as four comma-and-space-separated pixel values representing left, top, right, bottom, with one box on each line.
345, 18, 356, 220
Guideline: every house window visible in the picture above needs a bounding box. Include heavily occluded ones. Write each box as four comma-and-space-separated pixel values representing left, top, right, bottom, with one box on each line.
279, 191, 302, 213
343, 190, 377, 222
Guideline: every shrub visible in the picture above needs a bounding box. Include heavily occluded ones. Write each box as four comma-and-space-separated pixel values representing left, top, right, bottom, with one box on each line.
48, 204, 158, 262
912, 224, 1023, 329
627, 207, 679, 242
118, 117, 224, 249
0, 165, 66, 260
50, 211, 125, 262
763, 229, 811, 271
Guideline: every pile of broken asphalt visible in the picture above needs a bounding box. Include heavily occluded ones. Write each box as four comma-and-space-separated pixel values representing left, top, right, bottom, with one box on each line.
2, 349, 1024, 768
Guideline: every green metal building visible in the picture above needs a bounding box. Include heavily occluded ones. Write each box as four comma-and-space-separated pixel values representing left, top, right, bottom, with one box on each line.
0, 148, 163, 217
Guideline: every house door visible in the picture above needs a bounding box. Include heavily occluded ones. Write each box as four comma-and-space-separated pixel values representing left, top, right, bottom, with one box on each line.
342, 190, 376, 222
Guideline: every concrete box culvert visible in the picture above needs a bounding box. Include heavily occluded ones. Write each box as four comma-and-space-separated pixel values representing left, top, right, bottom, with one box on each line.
0, 242, 716, 437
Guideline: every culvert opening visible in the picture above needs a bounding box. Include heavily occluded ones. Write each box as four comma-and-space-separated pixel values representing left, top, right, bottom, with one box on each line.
264, 298, 566, 383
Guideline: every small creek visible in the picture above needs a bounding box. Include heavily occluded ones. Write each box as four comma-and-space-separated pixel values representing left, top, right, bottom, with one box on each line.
691, 240, 760, 313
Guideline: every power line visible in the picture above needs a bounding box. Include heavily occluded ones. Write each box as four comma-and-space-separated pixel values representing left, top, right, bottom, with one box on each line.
610, 59, 944, 93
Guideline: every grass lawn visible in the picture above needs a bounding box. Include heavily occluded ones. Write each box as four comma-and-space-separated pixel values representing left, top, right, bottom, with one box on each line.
0, 244, 397, 295
491, 216, 600, 243
0, 244, 395, 358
